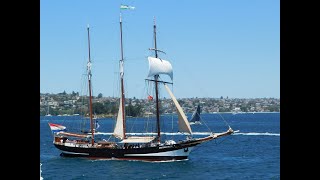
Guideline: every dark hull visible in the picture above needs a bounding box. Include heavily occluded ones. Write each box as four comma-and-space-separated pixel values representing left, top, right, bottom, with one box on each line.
53, 130, 234, 161
54, 142, 201, 162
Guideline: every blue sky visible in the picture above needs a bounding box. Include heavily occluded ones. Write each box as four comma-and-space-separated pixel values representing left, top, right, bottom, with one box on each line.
40, 0, 279, 99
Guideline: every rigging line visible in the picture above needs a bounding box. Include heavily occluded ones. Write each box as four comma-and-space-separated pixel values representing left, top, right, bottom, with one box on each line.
168, 83, 174, 133
79, 74, 87, 131
106, 135, 112, 141
143, 81, 149, 133
218, 113, 231, 129
200, 115, 214, 133
171, 112, 174, 133
129, 116, 138, 134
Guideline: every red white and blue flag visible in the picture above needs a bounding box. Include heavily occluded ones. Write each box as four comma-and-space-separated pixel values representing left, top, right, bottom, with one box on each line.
48, 123, 66, 133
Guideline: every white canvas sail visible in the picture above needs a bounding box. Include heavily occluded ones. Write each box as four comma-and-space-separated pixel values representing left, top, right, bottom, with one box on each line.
113, 94, 125, 139
148, 57, 173, 80
164, 84, 192, 134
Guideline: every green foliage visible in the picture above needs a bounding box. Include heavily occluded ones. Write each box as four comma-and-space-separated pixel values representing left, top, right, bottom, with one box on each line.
240, 106, 248, 112
267, 105, 280, 112
92, 102, 105, 114
219, 107, 230, 112
126, 103, 143, 117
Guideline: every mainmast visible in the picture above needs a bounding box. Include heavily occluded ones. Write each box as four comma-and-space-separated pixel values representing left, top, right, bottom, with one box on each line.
87, 25, 95, 146
153, 17, 161, 143
119, 13, 126, 139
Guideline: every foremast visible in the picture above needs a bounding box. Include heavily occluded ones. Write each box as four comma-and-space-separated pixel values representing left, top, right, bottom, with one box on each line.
87, 25, 95, 146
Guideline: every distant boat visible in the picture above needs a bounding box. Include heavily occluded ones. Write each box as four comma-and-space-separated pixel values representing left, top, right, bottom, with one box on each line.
189, 104, 202, 125
48, 14, 234, 162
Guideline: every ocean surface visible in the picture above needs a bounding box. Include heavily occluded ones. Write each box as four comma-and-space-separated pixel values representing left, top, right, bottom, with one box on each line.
40, 113, 280, 179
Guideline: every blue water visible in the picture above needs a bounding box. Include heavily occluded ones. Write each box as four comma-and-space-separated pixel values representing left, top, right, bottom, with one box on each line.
40, 113, 280, 179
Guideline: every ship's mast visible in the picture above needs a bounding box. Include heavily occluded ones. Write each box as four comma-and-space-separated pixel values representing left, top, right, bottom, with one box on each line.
153, 17, 161, 143
119, 13, 126, 139
87, 25, 95, 146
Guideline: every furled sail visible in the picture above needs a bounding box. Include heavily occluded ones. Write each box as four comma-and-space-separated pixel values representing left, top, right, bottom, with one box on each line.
147, 57, 173, 80
164, 84, 192, 134
120, 136, 156, 143
113, 94, 125, 139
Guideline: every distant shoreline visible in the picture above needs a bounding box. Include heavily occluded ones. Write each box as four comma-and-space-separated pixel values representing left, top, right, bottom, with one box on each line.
40, 111, 280, 118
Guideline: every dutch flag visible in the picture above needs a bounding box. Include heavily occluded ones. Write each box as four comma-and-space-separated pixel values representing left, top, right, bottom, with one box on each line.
48, 123, 66, 133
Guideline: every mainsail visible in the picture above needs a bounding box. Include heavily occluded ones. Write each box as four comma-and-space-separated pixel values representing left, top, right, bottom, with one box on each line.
164, 84, 192, 134
190, 104, 201, 123
147, 57, 173, 80
113, 93, 125, 139
113, 20, 126, 139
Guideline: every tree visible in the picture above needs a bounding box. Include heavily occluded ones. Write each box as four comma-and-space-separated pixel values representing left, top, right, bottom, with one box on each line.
240, 106, 248, 112
126, 102, 143, 117
92, 102, 105, 114
72, 91, 77, 96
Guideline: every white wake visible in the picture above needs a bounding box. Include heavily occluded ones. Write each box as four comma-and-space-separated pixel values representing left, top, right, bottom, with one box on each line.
233, 132, 280, 136
95, 132, 279, 136
40, 163, 43, 180
95, 132, 213, 136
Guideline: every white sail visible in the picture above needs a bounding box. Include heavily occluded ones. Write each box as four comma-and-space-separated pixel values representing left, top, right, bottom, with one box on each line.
113, 89, 125, 139
148, 57, 173, 80
164, 84, 192, 134
120, 60, 124, 78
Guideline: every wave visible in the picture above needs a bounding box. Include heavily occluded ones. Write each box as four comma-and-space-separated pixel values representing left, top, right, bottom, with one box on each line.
40, 163, 43, 180
234, 132, 280, 136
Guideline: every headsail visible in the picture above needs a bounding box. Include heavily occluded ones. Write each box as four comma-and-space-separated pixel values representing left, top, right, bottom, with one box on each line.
147, 57, 173, 80
163, 84, 192, 134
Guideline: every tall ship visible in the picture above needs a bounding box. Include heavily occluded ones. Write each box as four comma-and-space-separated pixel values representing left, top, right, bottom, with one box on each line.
49, 14, 234, 162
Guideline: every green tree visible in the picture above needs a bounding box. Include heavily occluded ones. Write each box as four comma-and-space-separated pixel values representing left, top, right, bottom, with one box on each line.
126, 103, 143, 117
92, 102, 106, 114
97, 93, 103, 98
240, 106, 248, 112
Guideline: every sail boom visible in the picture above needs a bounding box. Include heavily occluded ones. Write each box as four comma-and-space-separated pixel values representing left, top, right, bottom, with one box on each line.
145, 79, 173, 84
148, 48, 166, 54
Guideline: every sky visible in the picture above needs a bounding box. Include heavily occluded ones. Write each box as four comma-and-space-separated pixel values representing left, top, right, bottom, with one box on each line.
40, 0, 280, 99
